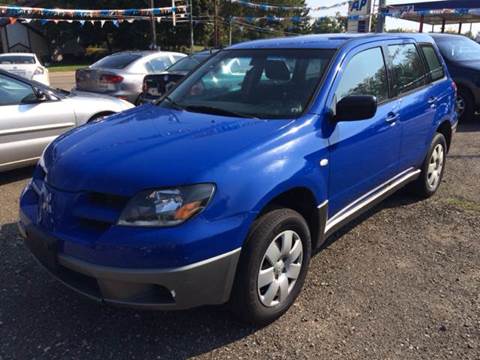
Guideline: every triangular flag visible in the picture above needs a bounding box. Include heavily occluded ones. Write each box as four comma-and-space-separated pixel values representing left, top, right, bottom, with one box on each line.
100, 20, 106, 27
127, 19, 135, 24
90, 20, 95, 25
9, 17, 17, 25
79, 20, 86, 26
156, 17, 162, 23
24, 18, 32, 23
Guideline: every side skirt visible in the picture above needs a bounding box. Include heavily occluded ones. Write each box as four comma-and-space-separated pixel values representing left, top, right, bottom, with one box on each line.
316, 168, 421, 246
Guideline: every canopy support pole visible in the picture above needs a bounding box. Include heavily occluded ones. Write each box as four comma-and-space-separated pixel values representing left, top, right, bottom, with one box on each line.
441, 18, 446, 33
458, 22, 463, 34
419, 15, 424, 32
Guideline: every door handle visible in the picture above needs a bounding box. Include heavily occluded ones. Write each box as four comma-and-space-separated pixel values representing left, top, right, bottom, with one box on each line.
428, 97, 438, 104
386, 112, 399, 123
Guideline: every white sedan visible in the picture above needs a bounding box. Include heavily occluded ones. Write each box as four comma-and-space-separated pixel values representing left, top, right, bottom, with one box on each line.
0, 53, 50, 85
0, 69, 134, 172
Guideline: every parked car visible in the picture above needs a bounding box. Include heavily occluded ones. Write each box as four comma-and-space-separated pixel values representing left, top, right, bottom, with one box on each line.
138, 50, 219, 105
431, 34, 480, 122
19, 34, 457, 325
75, 51, 186, 104
0, 53, 49, 85
0, 69, 133, 172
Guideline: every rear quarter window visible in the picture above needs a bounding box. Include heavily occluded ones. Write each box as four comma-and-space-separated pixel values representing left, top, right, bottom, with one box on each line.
421, 44, 445, 82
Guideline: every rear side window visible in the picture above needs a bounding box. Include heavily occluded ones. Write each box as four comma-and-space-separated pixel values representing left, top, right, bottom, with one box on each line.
388, 44, 427, 95
0, 74, 35, 106
146, 57, 172, 73
421, 44, 445, 82
335, 47, 389, 103
92, 54, 142, 69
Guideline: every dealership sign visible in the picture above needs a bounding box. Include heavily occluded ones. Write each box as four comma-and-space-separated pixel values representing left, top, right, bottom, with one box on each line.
347, 0, 372, 33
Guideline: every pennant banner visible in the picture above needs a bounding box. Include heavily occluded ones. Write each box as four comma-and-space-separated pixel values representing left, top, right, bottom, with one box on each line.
0, 5, 187, 19
230, 0, 348, 12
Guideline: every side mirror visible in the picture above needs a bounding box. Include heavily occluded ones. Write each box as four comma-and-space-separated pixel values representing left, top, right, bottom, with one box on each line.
335, 95, 377, 122
21, 87, 49, 104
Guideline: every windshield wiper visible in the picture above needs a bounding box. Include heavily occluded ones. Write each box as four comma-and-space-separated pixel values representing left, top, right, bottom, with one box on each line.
184, 105, 255, 119
160, 96, 184, 110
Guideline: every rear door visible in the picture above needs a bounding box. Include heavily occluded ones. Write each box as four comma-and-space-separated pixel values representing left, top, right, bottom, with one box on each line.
385, 42, 434, 170
327, 44, 403, 216
0, 74, 75, 169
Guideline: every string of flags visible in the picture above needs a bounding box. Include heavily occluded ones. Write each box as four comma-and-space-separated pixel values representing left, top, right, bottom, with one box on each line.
1, 14, 188, 27
230, 0, 348, 12
0, 4, 187, 19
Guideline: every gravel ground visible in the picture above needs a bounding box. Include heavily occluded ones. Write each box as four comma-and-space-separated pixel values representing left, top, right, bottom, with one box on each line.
0, 122, 479, 360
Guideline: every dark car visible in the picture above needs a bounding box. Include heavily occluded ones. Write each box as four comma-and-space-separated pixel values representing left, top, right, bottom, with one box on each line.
431, 34, 480, 121
137, 49, 219, 105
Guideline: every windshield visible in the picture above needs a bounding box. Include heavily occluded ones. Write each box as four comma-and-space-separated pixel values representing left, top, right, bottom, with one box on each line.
159, 49, 334, 119
0, 55, 35, 64
167, 54, 209, 72
92, 53, 141, 69
435, 36, 480, 62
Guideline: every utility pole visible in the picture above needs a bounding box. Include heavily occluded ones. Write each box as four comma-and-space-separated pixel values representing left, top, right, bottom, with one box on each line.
149, 0, 157, 49
375, 0, 386, 33
189, 0, 194, 53
214, 0, 219, 48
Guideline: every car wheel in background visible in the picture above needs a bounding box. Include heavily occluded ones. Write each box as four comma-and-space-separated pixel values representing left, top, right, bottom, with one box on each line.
230, 208, 311, 326
457, 87, 474, 122
88, 112, 114, 123
410, 133, 447, 198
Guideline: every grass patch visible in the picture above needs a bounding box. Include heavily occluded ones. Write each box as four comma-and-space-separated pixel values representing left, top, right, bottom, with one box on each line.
446, 197, 480, 213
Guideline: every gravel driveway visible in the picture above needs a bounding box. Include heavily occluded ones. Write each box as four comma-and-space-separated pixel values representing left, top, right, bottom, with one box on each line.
0, 122, 479, 360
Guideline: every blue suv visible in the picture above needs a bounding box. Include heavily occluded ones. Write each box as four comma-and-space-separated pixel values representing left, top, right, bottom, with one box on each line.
19, 34, 457, 325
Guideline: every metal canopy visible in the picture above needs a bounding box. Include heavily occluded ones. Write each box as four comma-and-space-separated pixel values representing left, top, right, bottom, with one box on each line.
386, 0, 480, 31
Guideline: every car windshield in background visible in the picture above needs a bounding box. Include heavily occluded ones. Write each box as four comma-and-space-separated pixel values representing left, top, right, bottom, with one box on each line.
160, 49, 334, 119
0, 56, 35, 64
167, 54, 209, 72
91, 53, 142, 69
436, 37, 480, 62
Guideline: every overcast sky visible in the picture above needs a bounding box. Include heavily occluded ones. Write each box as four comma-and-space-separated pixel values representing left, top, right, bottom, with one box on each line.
307, 0, 479, 36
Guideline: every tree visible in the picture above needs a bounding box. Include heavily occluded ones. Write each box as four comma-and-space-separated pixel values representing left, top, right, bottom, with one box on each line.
311, 13, 346, 34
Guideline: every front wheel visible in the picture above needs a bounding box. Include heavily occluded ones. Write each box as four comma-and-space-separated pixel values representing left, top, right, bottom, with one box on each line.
230, 208, 311, 325
457, 88, 475, 122
410, 133, 447, 198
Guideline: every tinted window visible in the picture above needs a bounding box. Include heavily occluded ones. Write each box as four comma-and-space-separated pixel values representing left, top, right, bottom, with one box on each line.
435, 36, 480, 62
421, 44, 445, 82
388, 44, 427, 95
160, 49, 334, 119
91, 53, 141, 69
0, 56, 35, 64
335, 47, 388, 103
0, 74, 35, 106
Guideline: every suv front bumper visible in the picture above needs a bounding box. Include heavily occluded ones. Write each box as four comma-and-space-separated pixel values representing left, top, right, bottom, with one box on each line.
19, 221, 241, 310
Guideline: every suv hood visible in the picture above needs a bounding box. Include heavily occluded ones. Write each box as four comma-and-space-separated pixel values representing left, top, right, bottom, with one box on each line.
43, 105, 291, 195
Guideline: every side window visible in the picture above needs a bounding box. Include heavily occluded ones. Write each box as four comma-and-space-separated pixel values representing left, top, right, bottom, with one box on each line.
335, 47, 389, 104
147, 57, 172, 73
421, 44, 445, 82
388, 44, 427, 95
0, 74, 35, 106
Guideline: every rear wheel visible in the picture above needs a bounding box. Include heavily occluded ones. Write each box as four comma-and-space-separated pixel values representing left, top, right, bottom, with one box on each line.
230, 208, 311, 325
410, 133, 447, 198
457, 87, 475, 122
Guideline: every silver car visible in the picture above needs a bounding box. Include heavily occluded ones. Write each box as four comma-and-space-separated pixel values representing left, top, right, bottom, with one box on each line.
0, 70, 133, 172
75, 51, 186, 103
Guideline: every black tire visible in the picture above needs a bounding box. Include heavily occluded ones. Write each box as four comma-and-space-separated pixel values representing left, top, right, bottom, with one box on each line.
229, 208, 311, 326
457, 87, 475, 122
410, 133, 447, 198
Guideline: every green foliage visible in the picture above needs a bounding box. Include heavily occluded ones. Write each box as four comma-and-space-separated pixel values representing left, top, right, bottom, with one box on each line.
311, 12, 346, 34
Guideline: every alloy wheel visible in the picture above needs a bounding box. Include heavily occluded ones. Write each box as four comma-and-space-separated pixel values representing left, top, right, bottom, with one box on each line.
257, 230, 303, 307
456, 95, 466, 117
427, 143, 445, 190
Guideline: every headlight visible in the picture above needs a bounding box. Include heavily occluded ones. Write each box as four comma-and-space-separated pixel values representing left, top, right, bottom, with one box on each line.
117, 184, 215, 227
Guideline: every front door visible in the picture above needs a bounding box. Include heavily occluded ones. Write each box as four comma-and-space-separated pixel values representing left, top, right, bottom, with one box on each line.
326, 45, 402, 217
0, 73, 75, 170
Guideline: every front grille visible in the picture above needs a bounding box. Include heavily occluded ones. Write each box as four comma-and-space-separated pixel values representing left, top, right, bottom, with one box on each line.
73, 192, 129, 230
